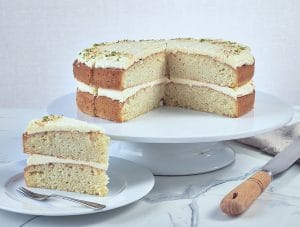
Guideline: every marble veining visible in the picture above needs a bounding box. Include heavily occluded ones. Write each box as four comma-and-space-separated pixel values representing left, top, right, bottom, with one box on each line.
167, 212, 177, 227
188, 199, 199, 227
144, 166, 260, 203
19, 216, 39, 227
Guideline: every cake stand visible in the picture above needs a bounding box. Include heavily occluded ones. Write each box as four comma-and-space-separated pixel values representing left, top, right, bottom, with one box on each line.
47, 91, 293, 175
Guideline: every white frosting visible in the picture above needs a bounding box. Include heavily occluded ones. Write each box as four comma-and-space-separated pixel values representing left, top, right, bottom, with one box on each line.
76, 78, 168, 102
77, 40, 166, 69
77, 80, 97, 95
77, 39, 254, 69
77, 54, 96, 68
98, 78, 168, 102
27, 154, 108, 170
26, 116, 104, 134
170, 77, 254, 99
95, 54, 133, 69
167, 38, 254, 68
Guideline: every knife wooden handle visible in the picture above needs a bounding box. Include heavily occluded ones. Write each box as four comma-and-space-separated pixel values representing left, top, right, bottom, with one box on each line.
220, 171, 271, 216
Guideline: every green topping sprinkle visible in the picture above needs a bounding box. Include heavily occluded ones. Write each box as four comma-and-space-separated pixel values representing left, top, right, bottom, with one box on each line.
198, 39, 248, 56
81, 47, 98, 60
79, 39, 249, 61
105, 51, 118, 57
199, 38, 212, 42
41, 115, 62, 122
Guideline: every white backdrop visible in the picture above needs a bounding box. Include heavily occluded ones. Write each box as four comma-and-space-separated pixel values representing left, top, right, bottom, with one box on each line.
0, 0, 299, 108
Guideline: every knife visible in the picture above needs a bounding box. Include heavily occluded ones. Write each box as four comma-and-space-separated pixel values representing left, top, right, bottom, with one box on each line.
220, 138, 300, 216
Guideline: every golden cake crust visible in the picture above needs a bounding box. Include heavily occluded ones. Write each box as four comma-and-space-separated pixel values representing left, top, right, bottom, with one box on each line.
236, 91, 255, 117
236, 63, 255, 86
75, 90, 124, 121
94, 96, 124, 122
92, 68, 124, 89
73, 60, 126, 90
76, 90, 96, 115
73, 60, 92, 85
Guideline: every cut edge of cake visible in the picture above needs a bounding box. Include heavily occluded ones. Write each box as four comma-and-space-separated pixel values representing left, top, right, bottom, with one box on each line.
164, 83, 255, 117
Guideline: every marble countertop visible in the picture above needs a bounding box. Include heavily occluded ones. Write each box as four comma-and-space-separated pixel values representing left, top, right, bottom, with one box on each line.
0, 107, 300, 227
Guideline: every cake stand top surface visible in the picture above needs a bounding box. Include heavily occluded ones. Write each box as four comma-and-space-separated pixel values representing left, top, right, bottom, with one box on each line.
47, 91, 293, 143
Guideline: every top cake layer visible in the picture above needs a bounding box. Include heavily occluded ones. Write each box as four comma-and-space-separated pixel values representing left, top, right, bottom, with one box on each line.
74, 38, 255, 90
76, 38, 254, 70
25, 115, 104, 134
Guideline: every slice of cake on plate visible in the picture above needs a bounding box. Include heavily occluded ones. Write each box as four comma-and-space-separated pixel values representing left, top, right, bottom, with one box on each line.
73, 38, 255, 122
23, 115, 110, 196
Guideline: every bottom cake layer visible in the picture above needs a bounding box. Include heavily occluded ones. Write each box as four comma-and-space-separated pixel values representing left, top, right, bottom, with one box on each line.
76, 82, 254, 122
164, 83, 255, 117
24, 163, 109, 196
77, 83, 165, 122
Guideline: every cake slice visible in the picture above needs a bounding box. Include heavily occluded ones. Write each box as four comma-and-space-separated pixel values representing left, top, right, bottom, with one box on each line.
73, 38, 255, 121
23, 115, 110, 196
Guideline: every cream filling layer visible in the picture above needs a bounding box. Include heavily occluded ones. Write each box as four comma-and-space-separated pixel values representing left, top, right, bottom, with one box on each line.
77, 80, 97, 95
77, 78, 254, 101
27, 154, 108, 170
170, 77, 254, 99
77, 78, 169, 102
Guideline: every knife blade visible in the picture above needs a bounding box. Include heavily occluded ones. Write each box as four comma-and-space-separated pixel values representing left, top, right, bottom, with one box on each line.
220, 138, 300, 216
262, 138, 300, 175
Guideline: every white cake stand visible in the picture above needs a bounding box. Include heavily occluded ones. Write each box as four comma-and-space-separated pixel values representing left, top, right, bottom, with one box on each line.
47, 91, 293, 175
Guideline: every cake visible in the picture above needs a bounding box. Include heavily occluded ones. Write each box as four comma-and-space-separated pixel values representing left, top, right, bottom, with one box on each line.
23, 115, 110, 196
73, 38, 255, 122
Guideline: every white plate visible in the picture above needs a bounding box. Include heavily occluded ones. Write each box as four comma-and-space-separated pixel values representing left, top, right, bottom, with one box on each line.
47, 91, 293, 143
0, 157, 154, 216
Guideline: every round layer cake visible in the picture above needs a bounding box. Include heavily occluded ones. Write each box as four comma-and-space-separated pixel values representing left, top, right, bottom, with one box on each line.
73, 38, 255, 122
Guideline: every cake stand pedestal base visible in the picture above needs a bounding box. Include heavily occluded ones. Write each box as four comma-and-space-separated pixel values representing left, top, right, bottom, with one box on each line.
110, 141, 235, 175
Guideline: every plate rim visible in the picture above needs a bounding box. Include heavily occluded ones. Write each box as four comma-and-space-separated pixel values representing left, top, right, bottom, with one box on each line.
0, 157, 155, 216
